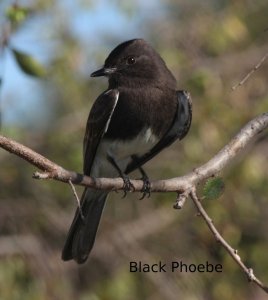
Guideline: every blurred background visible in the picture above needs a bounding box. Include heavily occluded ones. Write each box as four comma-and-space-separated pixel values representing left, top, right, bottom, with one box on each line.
0, 0, 268, 299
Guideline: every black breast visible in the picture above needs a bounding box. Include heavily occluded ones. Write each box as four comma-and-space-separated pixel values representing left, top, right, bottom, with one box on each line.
104, 87, 177, 141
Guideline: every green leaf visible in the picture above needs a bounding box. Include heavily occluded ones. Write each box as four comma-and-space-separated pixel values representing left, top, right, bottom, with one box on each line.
6, 5, 29, 24
12, 49, 46, 78
203, 177, 225, 201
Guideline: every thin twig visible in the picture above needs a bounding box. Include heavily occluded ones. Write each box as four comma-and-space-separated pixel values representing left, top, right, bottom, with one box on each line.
190, 188, 268, 293
232, 52, 268, 91
68, 179, 84, 221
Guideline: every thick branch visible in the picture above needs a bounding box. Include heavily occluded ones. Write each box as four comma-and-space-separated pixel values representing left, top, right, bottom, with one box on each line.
1, 113, 268, 292
0, 113, 267, 192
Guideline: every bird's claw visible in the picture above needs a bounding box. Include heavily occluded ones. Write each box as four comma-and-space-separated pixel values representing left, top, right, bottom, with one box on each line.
122, 175, 135, 198
139, 176, 151, 200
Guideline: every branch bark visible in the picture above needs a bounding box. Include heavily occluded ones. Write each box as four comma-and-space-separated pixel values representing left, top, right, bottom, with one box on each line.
0, 112, 267, 193
1, 112, 268, 292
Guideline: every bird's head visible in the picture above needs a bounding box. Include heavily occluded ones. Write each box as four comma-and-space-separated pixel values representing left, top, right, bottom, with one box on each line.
91, 39, 176, 89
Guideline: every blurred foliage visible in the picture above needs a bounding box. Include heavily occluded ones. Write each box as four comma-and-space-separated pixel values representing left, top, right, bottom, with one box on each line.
0, 0, 268, 300
12, 49, 46, 77
203, 177, 225, 201
5, 4, 29, 25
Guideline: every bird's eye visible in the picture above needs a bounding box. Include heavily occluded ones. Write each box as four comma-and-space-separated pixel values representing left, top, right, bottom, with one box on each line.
126, 56, 136, 65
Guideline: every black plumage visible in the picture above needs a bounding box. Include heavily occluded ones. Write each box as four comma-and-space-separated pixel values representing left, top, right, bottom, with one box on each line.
62, 39, 192, 264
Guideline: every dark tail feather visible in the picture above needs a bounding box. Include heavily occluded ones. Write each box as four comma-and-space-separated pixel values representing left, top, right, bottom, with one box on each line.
62, 188, 108, 264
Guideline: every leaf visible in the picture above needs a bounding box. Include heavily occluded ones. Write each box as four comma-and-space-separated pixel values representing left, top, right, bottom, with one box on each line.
203, 177, 225, 201
6, 5, 29, 24
12, 49, 46, 78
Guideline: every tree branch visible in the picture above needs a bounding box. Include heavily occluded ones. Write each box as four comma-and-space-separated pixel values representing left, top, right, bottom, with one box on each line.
0, 113, 267, 193
232, 52, 268, 91
190, 188, 268, 293
1, 112, 268, 292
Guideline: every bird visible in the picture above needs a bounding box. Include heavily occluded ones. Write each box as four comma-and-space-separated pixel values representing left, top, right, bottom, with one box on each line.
62, 38, 192, 264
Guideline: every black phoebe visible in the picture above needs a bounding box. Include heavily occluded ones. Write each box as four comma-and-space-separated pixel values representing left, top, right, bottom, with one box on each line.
62, 39, 192, 264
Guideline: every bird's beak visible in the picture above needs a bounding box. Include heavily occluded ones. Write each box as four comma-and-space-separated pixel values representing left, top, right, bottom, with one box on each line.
90, 67, 116, 77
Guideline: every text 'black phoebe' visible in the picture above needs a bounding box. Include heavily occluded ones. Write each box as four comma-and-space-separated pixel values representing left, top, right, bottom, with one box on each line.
62, 39, 192, 264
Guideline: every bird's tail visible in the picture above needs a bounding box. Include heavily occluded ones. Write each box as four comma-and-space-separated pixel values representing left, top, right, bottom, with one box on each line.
62, 188, 108, 264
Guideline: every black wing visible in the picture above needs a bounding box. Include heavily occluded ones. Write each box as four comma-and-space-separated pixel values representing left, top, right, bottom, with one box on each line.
125, 90, 192, 174
83, 89, 119, 175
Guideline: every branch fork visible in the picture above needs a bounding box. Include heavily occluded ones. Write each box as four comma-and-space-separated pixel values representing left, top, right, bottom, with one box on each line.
0, 112, 268, 292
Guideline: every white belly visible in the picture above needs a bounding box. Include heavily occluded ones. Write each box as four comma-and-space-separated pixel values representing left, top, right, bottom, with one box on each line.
90, 128, 158, 177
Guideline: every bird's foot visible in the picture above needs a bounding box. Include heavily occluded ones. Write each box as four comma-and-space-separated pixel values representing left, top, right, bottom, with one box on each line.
121, 175, 135, 198
106, 154, 134, 197
139, 174, 151, 200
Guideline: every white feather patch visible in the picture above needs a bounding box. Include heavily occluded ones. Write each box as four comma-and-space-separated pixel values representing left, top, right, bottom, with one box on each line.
91, 127, 158, 177
104, 90, 119, 134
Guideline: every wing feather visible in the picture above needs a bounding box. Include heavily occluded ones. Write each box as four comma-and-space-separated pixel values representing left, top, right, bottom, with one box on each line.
125, 90, 192, 174
83, 89, 119, 175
